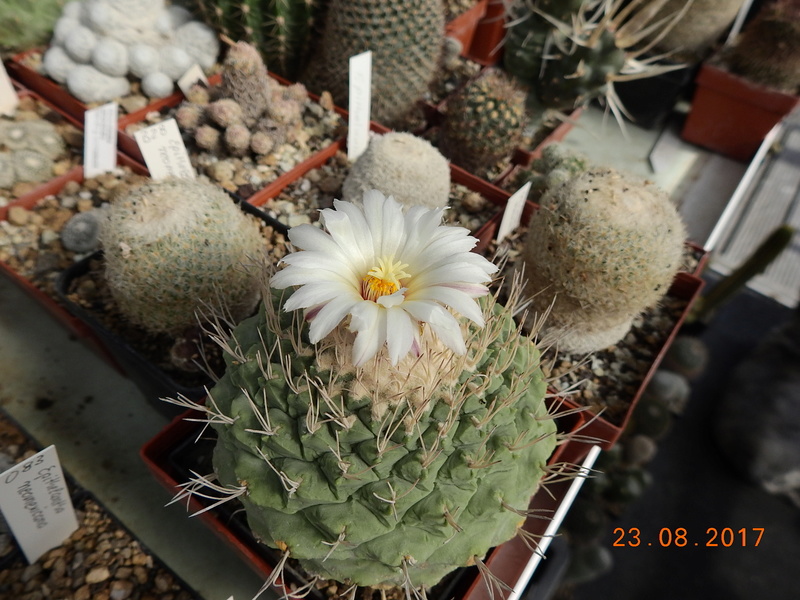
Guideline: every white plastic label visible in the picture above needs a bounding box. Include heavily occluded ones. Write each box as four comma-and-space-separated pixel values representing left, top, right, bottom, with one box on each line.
134, 118, 195, 180
0, 446, 78, 564
83, 102, 119, 178
347, 51, 372, 161
0, 62, 19, 116
497, 181, 531, 243
177, 64, 209, 97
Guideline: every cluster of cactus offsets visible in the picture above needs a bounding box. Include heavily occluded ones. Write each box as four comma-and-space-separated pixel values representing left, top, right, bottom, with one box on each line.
519, 167, 686, 354
101, 179, 265, 335
514, 143, 589, 201
503, 0, 691, 115
724, 0, 800, 93
0, 0, 64, 55
0, 119, 68, 187
301, 0, 445, 126
189, 287, 557, 590
342, 132, 451, 209
438, 69, 527, 177
175, 41, 307, 158
188, 0, 324, 81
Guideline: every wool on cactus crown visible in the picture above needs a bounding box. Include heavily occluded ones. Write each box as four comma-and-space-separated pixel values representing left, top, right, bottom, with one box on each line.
188, 280, 558, 591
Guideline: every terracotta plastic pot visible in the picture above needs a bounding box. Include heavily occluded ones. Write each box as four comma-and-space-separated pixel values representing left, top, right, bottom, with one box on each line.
466, 0, 506, 66
140, 404, 591, 600
445, 0, 490, 54
681, 62, 800, 162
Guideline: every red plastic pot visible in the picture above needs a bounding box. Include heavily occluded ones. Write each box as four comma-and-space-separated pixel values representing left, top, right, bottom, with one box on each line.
466, 0, 506, 66
140, 403, 590, 600
445, 0, 489, 55
681, 62, 800, 162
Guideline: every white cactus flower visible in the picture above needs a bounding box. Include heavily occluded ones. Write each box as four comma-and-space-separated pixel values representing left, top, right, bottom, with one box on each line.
270, 190, 498, 366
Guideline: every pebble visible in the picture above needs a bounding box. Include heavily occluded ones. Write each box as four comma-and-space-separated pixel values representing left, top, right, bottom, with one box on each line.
7, 206, 30, 226
85, 566, 111, 584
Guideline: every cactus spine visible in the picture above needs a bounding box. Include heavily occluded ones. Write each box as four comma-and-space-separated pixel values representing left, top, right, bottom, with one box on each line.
301, 0, 445, 126
439, 68, 527, 177
519, 166, 686, 353
101, 179, 265, 335
503, 0, 691, 114
189, 0, 323, 80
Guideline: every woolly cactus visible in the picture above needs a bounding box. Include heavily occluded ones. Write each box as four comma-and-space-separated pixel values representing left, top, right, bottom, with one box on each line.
61, 209, 104, 253
176, 41, 307, 158
172, 191, 559, 593
0, 120, 66, 159
503, 0, 691, 115
342, 132, 451, 209
189, 0, 323, 81
101, 179, 265, 335
519, 167, 686, 353
301, 0, 445, 126
439, 69, 527, 176
11, 150, 54, 183
724, 0, 800, 93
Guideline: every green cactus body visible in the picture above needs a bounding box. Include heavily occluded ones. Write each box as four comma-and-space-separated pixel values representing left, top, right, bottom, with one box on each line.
301, 0, 444, 127
0, 0, 64, 55
519, 167, 686, 354
438, 69, 527, 177
342, 132, 451, 209
503, 0, 687, 112
190, 0, 321, 80
101, 179, 265, 334
208, 291, 557, 588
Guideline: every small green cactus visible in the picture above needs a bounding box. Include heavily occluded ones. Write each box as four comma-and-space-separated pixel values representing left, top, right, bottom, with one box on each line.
438, 68, 528, 177
519, 166, 686, 354
503, 0, 691, 115
301, 0, 445, 126
101, 179, 265, 335
0, 0, 64, 55
189, 0, 324, 80
342, 132, 451, 209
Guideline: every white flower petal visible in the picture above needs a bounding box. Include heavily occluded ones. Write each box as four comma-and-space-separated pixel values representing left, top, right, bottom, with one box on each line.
307, 295, 361, 343
287, 223, 347, 256
402, 301, 466, 355
282, 281, 356, 311
385, 306, 415, 365
363, 191, 405, 259
406, 285, 486, 325
349, 301, 385, 366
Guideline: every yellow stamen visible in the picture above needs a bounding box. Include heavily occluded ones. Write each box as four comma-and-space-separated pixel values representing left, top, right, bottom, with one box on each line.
361, 257, 410, 302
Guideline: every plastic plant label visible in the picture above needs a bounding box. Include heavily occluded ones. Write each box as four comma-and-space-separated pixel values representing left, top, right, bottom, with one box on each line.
134, 118, 196, 180
497, 181, 531, 243
0, 445, 78, 564
84, 102, 119, 178
177, 64, 209, 96
347, 50, 372, 161
0, 62, 19, 116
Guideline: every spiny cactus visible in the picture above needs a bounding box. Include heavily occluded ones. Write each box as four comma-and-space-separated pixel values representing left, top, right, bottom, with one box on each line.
503, 0, 692, 118
513, 143, 589, 201
189, 0, 324, 81
175, 41, 307, 158
342, 132, 451, 209
723, 0, 800, 93
101, 179, 265, 335
438, 68, 527, 177
170, 191, 559, 593
519, 166, 686, 354
0, 0, 64, 55
301, 0, 445, 127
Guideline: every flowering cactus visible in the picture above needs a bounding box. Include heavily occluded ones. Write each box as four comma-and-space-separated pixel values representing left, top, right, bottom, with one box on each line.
170, 190, 560, 595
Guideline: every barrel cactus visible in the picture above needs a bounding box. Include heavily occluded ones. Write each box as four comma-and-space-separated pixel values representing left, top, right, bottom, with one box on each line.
173, 190, 559, 593
518, 166, 686, 354
101, 179, 265, 335
439, 68, 528, 177
503, 0, 692, 116
301, 0, 445, 127
342, 132, 451, 209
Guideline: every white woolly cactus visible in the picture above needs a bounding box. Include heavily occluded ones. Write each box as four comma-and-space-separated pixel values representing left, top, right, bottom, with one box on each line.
41, 0, 219, 103
168, 190, 561, 595
342, 133, 451, 209
101, 179, 265, 335
519, 167, 687, 353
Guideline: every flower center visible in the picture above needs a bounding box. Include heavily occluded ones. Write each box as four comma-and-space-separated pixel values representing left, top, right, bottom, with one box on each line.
361, 257, 410, 302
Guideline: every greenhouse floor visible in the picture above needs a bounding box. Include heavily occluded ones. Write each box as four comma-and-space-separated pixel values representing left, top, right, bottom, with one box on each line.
1, 105, 798, 600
